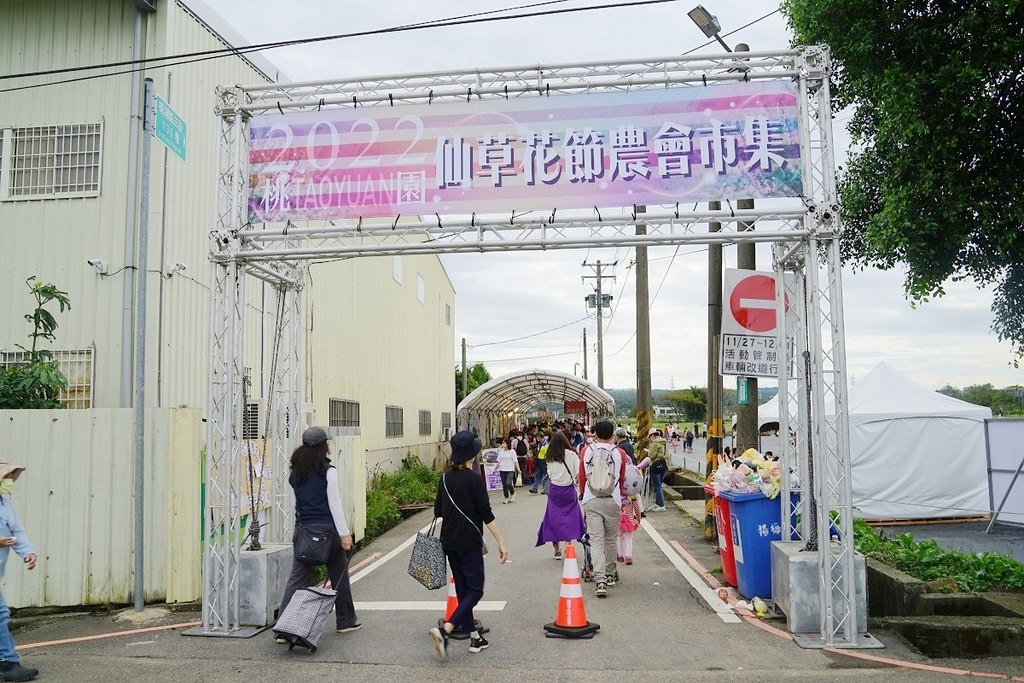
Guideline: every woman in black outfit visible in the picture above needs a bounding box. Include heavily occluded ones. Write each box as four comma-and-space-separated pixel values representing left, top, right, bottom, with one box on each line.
277, 426, 360, 639
428, 431, 508, 661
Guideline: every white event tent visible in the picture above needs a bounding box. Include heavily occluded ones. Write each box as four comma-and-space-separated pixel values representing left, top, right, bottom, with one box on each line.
757, 362, 992, 520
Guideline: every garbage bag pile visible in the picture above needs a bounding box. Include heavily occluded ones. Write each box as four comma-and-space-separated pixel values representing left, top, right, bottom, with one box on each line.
712, 448, 784, 499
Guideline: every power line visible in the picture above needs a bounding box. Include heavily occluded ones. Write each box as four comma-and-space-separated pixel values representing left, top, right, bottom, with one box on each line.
606, 244, 680, 357
475, 349, 579, 363
1, 0, 679, 93
470, 315, 589, 348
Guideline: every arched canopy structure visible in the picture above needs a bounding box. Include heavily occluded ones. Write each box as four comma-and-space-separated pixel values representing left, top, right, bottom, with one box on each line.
458, 369, 614, 443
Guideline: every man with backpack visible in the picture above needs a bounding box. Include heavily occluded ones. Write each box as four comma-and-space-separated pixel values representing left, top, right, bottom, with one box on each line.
577, 420, 627, 598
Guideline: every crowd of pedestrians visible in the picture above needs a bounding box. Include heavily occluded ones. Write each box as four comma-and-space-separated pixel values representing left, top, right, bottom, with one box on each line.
272, 418, 676, 665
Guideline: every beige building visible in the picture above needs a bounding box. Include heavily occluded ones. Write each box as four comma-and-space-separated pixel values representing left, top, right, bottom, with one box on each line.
0, 0, 455, 607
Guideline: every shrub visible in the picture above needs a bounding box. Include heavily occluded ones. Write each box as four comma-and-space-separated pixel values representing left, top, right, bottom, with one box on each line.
853, 518, 1024, 593
361, 460, 439, 546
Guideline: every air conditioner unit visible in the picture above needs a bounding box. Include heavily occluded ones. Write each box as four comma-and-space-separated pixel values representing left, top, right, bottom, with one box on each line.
243, 400, 264, 440
246, 400, 315, 440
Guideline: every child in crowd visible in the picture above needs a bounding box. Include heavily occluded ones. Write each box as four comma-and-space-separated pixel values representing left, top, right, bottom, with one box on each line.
617, 494, 642, 565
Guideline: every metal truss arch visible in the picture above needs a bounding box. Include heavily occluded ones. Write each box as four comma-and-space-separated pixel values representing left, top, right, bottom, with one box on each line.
204, 47, 864, 648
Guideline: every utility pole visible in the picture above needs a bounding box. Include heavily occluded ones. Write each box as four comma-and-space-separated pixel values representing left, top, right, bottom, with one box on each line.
635, 206, 653, 449
582, 260, 615, 389
706, 200, 723, 541
582, 328, 588, 380
735, 195, 757, 453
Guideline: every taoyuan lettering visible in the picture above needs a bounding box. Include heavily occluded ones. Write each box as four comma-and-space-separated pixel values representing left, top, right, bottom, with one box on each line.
247, 82, 803, 222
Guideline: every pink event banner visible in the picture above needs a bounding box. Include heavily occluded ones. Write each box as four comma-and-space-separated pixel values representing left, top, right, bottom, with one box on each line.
247, 81, 802, 223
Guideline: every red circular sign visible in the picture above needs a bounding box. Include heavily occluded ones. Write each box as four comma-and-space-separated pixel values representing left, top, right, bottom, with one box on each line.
729, 274, 783, 332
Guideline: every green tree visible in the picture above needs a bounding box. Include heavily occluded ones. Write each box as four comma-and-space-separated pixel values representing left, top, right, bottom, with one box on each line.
961, 383, 996, 408
661, 389, 688, 417
454, 362, 491, 405
0, 277, 72, 409
663, 386, 708, 422
782, 1, 1024, 358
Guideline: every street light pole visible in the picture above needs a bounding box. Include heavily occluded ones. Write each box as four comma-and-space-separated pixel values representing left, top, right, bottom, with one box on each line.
732, 42, 758, 453
689, 5, 737, 540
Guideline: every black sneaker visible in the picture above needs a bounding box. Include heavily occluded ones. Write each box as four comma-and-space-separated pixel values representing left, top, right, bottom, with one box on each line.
336, 622, 362, 633
0, 661, 39, 682
595, 582, 608, 597
468, 636, 489, 653
428, 626, 449, 662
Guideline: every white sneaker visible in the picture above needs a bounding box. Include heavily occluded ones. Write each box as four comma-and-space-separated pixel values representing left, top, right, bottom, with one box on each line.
651, 505, 667, 512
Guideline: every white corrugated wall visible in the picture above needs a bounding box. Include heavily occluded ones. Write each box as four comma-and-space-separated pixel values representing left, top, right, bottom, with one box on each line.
0, 408, 202, 607
1, 1, 457, 581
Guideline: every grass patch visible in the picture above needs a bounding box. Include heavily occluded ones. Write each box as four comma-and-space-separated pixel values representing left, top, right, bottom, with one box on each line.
363, 456, 440, 546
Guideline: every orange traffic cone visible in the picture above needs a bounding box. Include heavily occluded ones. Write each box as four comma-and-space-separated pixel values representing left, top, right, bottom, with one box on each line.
543, 543, 600, 639
443, 575, 458, 621
439, 573, 488, 640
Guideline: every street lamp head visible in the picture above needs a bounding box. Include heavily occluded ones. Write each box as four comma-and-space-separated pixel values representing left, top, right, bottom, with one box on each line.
687, 5, 722, 39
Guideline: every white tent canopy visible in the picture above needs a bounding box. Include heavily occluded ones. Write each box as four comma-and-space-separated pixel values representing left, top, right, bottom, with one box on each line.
758, 362, 992, 520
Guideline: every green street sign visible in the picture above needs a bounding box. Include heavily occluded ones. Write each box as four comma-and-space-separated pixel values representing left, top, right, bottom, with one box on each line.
153, 95, 187, 161
737, 376, 750, 405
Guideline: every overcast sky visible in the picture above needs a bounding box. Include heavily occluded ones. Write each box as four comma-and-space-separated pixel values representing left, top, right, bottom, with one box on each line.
205, 0, 1022, 392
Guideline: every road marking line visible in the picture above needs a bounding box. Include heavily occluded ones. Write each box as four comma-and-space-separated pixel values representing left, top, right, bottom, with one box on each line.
640, 519, 740, 624
350, 522, 433, 585
353, 601, 506, 611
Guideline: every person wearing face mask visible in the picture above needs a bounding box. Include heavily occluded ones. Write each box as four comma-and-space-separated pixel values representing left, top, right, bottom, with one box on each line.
0, 459, 39, 682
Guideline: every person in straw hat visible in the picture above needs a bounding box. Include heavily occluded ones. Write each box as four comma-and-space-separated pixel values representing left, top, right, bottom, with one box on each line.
0, 458, 39, 682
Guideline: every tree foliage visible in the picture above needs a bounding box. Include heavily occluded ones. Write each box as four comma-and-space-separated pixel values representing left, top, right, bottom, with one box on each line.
454, 362, 491, 405
782, 0, 1024, 356
662, 386, 708, 422
0, 277, 72, 409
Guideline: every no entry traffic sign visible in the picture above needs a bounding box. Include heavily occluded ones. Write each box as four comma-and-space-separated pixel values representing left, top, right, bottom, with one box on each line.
728, 273, 782, 333
721, 269, 791, 378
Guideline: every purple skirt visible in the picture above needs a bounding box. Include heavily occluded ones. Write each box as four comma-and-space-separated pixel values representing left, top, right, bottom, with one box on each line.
536, 483, 587, 545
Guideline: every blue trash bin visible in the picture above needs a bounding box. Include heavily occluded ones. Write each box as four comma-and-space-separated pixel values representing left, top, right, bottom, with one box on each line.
719, 490, 791, 600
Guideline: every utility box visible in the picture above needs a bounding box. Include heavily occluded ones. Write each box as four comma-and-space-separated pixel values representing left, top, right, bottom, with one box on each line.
239, 544, 293, 626
771, 541, 868, 635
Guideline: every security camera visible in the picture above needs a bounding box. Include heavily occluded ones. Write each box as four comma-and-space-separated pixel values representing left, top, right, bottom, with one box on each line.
87, 259, 108, 275
165, 262, 187, 277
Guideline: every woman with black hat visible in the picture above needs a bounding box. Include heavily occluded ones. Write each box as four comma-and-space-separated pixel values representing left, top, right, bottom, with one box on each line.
277, 426, 361, 639
428, 430, 508, 661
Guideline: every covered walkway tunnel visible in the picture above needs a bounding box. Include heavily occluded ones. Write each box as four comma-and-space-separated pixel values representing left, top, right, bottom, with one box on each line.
457, 368, 616, 445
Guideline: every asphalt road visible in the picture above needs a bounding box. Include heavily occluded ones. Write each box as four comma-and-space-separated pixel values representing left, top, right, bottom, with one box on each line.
10, 483, 1024, 682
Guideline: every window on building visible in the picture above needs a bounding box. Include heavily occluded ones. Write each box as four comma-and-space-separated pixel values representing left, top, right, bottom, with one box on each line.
329, 398, 360, 427
385, 405, 404, 437
441, 411, 452, 441
445, 303, 451, 326
419, 409, 431, 436
0, 348, 95, 408
1, 123, 103, 200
